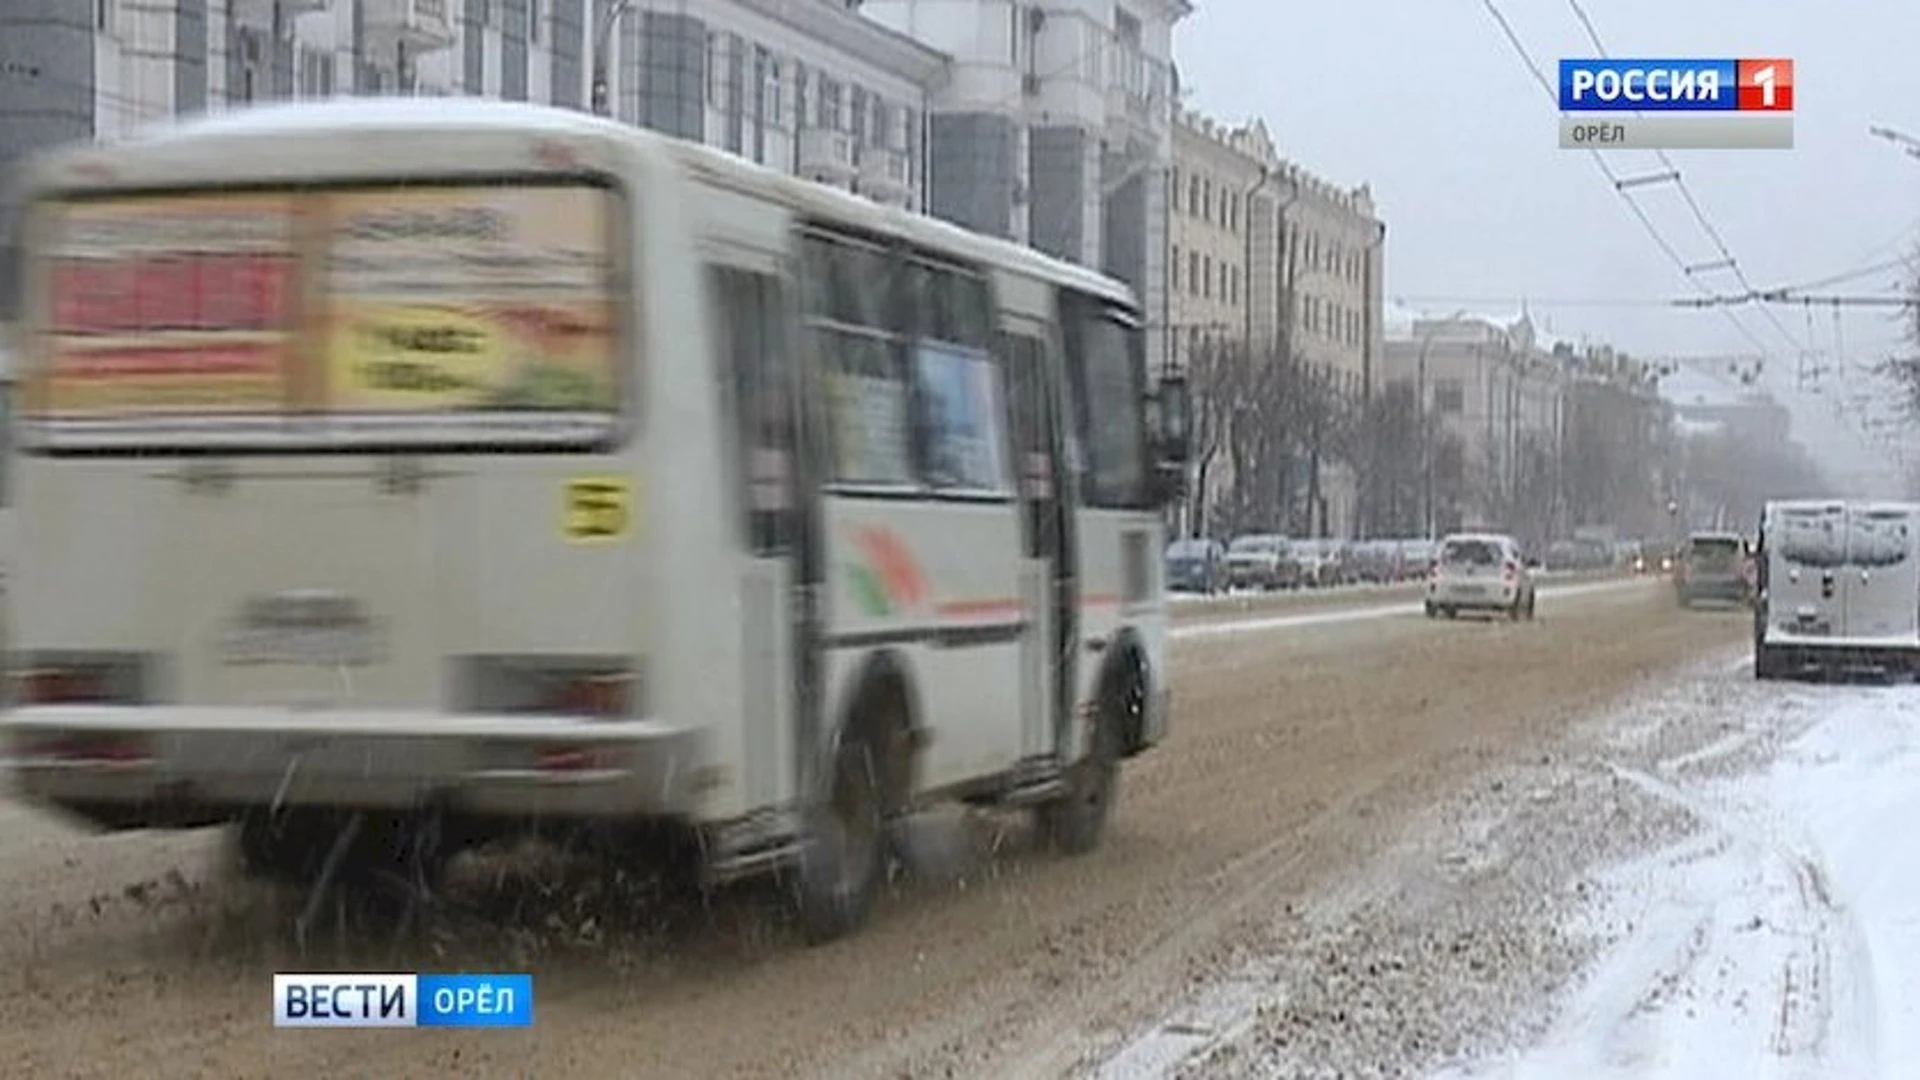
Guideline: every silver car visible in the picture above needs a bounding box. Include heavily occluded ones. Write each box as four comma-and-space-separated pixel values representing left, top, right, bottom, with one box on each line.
1425, 533, 1537, 620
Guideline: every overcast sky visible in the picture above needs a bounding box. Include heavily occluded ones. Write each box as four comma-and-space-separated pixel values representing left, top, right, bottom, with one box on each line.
1173, 0, 1920, 493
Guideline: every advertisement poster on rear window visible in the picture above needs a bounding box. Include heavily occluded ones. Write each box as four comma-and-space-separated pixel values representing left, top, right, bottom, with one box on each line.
32, 193, 300, 418
319, 185, 619, 425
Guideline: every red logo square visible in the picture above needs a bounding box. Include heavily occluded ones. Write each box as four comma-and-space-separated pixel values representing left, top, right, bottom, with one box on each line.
1737, 59, 1793, 111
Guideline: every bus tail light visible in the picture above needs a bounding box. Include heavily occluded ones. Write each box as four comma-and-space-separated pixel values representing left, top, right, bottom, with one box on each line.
454, 656, 641, 720
27, 732, 154, 766
10, 654, 154, 706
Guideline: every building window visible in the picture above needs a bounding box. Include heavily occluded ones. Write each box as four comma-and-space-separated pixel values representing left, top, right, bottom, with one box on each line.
1228, 265, 1238, 305
528, 0, 541, 43
1188, 175, 1199, 216
706, 32, 726, 108
1171, 169, 1181, 212
849, 85, 869, 143
1188, 250, 1199, 296
1434, 380, 1465, 413
757, 47, 782, 130
1201, 255, 1212, 298
818, 76, 842, 131
1170, 246, 1180, 290
96, 0, 111, 31
299, 48, 334, 98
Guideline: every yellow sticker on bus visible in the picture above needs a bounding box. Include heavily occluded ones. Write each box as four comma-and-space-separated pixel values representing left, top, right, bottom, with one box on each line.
562, 476, 633, 542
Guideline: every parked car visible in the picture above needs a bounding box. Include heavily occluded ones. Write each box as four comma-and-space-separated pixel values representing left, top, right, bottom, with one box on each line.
1225, 534, 1293, 591
1165, 537, 1227, 594
1754, 500, 1920, 679
1291, 538, 1343, 587
1674, 531, 1749, 608
1425, 532, 1538, 620
1400, 539, 1438, 581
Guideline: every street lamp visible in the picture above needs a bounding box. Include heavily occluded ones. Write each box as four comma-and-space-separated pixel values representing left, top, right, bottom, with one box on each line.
590, 0, 636, 117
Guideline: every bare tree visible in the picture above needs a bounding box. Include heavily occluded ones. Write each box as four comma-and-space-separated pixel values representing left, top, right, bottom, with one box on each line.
1354, 381, 1426, 536
1184, 336, 1247, 537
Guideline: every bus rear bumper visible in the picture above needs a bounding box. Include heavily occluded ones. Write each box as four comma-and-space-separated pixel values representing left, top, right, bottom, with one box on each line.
2, 706, 709, 828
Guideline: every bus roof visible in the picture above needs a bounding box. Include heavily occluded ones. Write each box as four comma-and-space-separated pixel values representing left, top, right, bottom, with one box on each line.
19, 97, 1139, 313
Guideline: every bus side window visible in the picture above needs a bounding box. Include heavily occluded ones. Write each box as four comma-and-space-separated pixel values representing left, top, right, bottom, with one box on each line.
1058, 290, 1150, 509
902, 261, 1006, 494
708, 265, 794, 554
801, 233, 914, 487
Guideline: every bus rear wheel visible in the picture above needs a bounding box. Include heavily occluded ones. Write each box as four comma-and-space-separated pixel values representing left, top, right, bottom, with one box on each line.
793, 731, 887, 945
1037, 692, 1122, 856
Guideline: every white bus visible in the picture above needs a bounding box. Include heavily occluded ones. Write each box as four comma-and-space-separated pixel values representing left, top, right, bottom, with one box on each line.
1, 99, 1191, 941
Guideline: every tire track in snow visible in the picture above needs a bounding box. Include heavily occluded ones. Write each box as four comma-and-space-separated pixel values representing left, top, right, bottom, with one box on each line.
1604, 763, 1879, 1078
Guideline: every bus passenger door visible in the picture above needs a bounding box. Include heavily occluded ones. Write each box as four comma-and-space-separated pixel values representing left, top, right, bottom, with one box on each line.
1000, 326, 1076, 762
709, 265, 802, 812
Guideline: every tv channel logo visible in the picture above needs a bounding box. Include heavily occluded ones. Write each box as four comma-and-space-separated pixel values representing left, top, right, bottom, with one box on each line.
272, 973, 534, 1028
1559, 59, 1793, 113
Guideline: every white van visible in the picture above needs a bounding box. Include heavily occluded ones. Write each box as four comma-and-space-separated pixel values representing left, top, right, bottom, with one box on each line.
1754, 500, 1920, 678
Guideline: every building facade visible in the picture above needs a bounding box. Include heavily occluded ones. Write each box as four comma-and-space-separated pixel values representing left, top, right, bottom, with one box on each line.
1168, 109, 1269, 361
1382, 313, 1564, 538
1167, 106, 1387, 539
864, 0, 1186, 372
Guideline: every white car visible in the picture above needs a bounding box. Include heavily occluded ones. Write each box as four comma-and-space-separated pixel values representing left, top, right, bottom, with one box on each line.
1425, 532, 1537, 620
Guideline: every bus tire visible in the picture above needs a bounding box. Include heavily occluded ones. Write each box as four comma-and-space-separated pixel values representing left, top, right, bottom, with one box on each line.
1038, 685, 1123, 856
794, 729, 887, 945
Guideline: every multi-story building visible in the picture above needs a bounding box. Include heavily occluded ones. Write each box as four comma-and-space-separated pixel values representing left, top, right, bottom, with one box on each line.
1168, 109, 1271, 362
864, 0, 1186, 372
1382, 312, 1562, 537
1168, 106, 1387, 538
1282, 169, 1383, 400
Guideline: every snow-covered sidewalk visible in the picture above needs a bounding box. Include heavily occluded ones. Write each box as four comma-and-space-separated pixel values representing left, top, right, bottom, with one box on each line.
1086, 644, 1920, 1080
1441, 676, 1920, 1080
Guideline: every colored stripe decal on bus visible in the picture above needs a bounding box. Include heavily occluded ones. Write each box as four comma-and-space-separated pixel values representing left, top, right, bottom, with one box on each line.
845, 524, 929, 617
935, 598, 1025, 619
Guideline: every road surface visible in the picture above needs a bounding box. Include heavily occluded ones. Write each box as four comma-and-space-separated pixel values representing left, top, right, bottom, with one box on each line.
0, 576, 1743, 1078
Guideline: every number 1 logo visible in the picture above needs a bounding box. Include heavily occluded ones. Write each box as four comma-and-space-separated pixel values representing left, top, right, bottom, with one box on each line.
1737, 59, 1793, 112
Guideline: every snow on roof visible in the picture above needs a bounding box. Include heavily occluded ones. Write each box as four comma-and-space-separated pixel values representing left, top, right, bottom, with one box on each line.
123, 96, 623, 143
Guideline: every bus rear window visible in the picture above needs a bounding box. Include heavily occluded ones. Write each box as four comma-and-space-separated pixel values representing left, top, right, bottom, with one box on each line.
24, 179, 623, 451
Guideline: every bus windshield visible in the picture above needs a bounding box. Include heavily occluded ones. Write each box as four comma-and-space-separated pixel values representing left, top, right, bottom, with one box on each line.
23, 178, 623, 452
